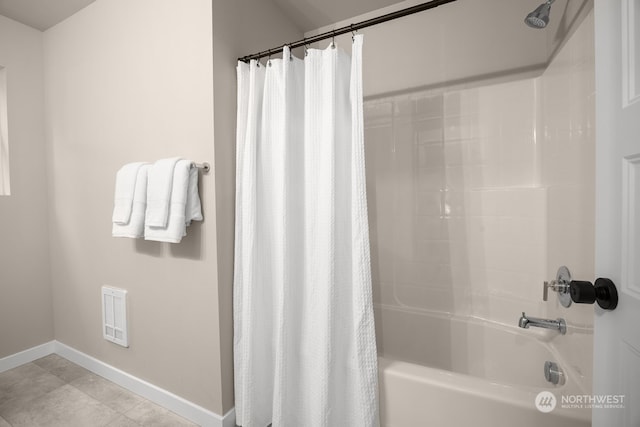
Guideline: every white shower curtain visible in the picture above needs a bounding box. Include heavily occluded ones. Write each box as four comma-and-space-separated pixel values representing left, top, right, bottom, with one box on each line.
233, 35, 379, 427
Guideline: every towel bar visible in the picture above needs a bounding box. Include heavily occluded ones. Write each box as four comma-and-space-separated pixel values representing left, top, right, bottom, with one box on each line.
191, 162, 210, 173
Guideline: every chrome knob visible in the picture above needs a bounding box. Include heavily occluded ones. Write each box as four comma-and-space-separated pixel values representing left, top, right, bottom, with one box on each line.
542, 266, 572, 308
544, 361, 565, 385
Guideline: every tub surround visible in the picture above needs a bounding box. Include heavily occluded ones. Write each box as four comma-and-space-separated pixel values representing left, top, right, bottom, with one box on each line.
365, 79, 547, 328
364, 7, 595, 393
541, 8, 595, 394
363, 6, 595, 426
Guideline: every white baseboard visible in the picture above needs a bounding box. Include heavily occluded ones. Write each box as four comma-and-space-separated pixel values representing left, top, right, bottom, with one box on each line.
222, 407, 237, 427
0, 341, 236, 427
0, 341, 56, 373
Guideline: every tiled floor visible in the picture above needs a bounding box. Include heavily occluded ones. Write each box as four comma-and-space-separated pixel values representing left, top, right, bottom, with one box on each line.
0, 354, 199, 427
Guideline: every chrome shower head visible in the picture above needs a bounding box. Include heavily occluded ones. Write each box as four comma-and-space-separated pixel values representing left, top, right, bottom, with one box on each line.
525, 0, 555, 29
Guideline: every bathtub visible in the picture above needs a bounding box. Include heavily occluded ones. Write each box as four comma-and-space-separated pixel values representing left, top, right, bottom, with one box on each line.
375, 305, 591, 427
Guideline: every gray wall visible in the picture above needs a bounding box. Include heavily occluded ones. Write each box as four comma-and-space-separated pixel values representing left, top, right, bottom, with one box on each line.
0, 0, 299, 415
0, 15, 53, 359
41, 0, 300, 415
43, 0, 220, 412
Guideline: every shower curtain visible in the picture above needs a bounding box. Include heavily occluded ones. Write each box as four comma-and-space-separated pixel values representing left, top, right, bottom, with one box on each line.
233, 35, 379, 427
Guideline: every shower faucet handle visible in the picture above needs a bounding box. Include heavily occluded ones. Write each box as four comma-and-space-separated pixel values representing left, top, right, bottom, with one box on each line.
543, 280, 568, 301
542, 266, 573, 307
543, 281, 554, 301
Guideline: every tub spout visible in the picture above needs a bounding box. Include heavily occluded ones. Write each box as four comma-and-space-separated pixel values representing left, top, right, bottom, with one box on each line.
518, 312, 566, 335
518, 313, 530, 329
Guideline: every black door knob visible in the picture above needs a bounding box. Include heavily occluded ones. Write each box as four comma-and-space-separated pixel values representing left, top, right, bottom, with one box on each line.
569, 278, 618, 310
569, 280, 596, 303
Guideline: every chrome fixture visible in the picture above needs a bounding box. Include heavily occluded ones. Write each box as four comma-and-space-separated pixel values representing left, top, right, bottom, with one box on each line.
518, 312, 566, 334
543, 265, 572, 308
544, 361, 565, 385
524, 0, 556, 29
191, 162, 211, 173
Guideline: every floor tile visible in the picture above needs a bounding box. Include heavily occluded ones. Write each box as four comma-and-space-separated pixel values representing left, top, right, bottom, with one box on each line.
125, 400, 198, 427
7, 384, 120, 427
0, 364, 66, 420
33, 354, 91, 383
0, 363, 48, 395
106, 414, 142, 426
0, 357, 199, 427
71, 372, 146, 413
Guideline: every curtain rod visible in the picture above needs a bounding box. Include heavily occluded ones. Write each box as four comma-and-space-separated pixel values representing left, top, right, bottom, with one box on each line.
238, 0, 458, 62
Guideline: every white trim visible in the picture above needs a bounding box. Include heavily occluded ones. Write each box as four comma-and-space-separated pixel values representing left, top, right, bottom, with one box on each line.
0, 341, 56, 373
622, 0, 640, 107
53, 342, 235, 427
222, 407, 237, 427
622, 154, 640, 300
0, 341, 237, 427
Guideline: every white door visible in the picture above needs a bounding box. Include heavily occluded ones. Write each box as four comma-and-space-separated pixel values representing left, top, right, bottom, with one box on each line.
594, 0, 640, 426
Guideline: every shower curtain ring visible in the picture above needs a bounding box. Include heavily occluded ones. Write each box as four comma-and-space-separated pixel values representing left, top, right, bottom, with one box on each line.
281, 44, 292, 61
331, 31, 336, 49
351, 24, 357, 41
304, 39, 309, 57
267, 52, 272, 67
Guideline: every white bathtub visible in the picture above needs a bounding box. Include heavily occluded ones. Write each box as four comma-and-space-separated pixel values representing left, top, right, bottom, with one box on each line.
375, 305, 591, 427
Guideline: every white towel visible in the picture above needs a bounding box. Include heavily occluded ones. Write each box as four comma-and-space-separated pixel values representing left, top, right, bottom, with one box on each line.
185, 166, 203, 225
112, 162, 145, 224
144, 160, 202, 243
112, 164, 150, 238
145, 157, 181, 228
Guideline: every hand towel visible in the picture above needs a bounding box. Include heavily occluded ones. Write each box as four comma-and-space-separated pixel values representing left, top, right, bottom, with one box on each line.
144, 160, 202, 243
112, 164, 150, 238
112, 162, 145, 224
185, 165, 203, 225
145, 157, 181, 228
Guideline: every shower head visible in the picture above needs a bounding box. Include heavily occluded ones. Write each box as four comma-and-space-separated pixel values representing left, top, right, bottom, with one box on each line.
525, 0, 555, 29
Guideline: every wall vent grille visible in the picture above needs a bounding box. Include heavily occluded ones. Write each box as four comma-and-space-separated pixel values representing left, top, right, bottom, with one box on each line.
101, 286, 128, 348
